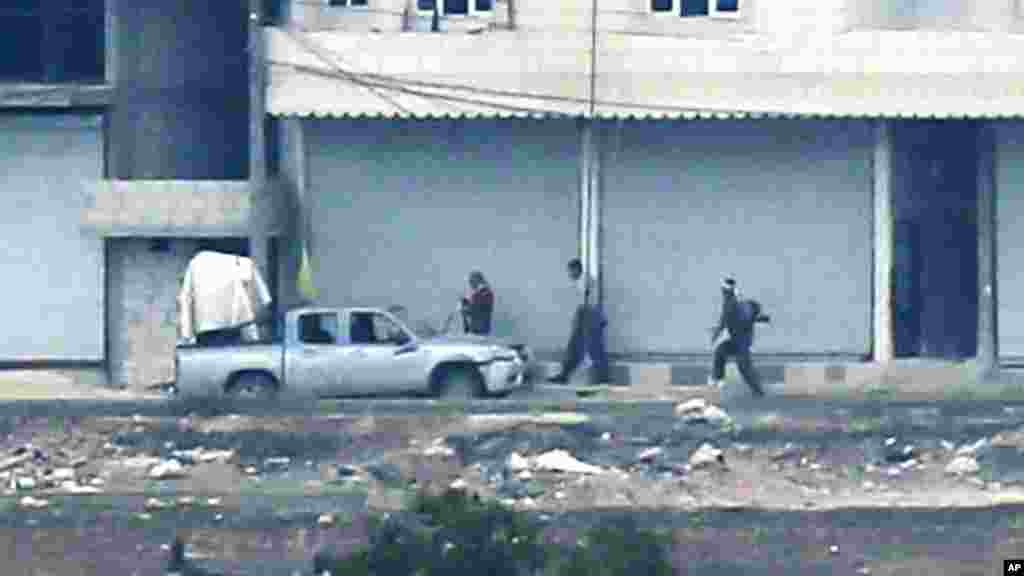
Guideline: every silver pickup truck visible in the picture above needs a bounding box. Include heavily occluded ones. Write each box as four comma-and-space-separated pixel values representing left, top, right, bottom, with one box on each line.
173, 306, 534, 399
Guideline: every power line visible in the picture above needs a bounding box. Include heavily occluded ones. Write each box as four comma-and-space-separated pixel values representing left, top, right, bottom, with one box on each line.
268, 58, 784, 116
279, 26, 576, 116
281, 26, 416, 116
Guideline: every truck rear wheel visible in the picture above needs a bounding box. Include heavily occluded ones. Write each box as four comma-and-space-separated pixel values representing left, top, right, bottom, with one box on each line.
437, 366, 484, 400
225, 371, 279, 401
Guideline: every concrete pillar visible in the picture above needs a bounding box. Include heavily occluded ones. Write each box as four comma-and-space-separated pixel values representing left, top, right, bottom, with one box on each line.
977, 121, 998, 377
249, 0, 270, 334
578, 119, 592, 278
873, 120, 895, 363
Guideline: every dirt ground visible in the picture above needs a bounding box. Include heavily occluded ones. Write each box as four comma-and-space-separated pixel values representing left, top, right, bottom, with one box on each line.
3, 403, 1024, 574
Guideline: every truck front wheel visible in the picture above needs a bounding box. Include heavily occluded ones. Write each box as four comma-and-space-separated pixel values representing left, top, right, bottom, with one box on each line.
435, 366, 484, 400
225, 371, 279, 401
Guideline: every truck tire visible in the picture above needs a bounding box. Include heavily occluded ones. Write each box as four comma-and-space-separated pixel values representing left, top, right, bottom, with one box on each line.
437, 366, 484, 400
225, 371, 279, 401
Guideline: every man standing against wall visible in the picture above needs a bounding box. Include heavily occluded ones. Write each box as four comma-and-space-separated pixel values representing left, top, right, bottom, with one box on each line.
548, 258, 610, 385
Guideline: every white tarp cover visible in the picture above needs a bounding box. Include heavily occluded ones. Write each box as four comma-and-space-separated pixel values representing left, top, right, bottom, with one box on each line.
177, 251, 272, 343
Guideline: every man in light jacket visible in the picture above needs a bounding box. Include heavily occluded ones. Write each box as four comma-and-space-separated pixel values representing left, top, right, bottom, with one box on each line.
548, 258, 610, 385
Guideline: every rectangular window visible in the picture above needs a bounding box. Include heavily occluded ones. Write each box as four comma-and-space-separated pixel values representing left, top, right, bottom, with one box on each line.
0, 0, 104, 82
299, 313, 339, 345
445, 0, 470, 15
651, 0, 673, 12
417, 0, 490, 15
714, 0, 739, 14
329, 0, 368, 6
681, 0, 709, 17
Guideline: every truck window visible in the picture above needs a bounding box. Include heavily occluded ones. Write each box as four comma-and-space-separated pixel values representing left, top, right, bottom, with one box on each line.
350, 312, 411, 345
299, 312, 338, 344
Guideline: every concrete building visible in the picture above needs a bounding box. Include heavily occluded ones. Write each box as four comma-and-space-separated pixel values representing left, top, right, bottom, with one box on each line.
4, 0, 1024, 392
267, 0, 1024, 388
1, 1, 281, 391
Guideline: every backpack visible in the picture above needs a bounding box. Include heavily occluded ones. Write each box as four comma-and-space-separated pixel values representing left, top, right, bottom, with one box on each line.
736, 299, 762, 329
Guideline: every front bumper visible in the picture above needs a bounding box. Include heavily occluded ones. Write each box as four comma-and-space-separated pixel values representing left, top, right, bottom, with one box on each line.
482, 357, 526, 394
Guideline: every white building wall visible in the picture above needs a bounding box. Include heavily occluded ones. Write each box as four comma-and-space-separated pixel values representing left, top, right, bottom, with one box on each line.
0, 114, 104, 361
601, 119, 874, 355
305, 118, 581, 355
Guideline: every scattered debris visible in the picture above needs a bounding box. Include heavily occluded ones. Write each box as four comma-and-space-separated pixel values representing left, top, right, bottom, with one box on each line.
675, 399, 734, 428
265, 457, 292, 468
505, 452, 531, 473
15, 477, 35, 490
171, 448, 236, 465
62, 482, 102, 494
145, 497, 171, 510
317, 513, 335, 527
449, 478, 468, 490
19, 496, 49, 509
423, 439, 456, 458
955, 439, 990, 458
148, 459, 187, 480
49, 468, 76, 482
636, 447, 664, 462
945, 456, 981, 476
206, 497, 223, 507
533, 450, 604, 475
0, 453, 32, 473
772, 443, 801, 462
689, 443, 726, 469
882, 438, 917, 464
121, 455, 162, 470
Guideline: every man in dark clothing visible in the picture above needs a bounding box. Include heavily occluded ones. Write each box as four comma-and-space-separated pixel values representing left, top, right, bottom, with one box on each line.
548, 258, 611, 385
709, 277, 768, 396
460, 270, 495, 336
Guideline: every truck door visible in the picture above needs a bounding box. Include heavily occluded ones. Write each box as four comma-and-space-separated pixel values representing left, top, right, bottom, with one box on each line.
345, 311, 426, 395
285, 311, 348, 396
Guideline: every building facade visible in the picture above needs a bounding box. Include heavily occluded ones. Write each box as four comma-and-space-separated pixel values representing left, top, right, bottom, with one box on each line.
4, 0, 1024, 390
266, 0, 1024, 381
1, 1, 280, 390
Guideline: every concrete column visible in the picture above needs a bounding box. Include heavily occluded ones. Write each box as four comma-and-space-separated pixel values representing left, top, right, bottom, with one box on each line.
578, 119, 592, 278
873, 120, 895, 363
588, 123, 602, 306
249, 0, 270, 334
977, 121, 998, 377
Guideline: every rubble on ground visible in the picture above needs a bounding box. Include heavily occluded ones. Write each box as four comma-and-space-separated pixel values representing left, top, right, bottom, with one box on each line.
945, 456, 981, 476
533, 450, 605, 475
674, 399, 734, 429
689, 443, 725, 469
149, 459, 187, 480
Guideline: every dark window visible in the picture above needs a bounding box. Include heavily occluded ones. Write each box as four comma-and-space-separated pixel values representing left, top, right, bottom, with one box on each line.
351, 0, 369, 5
299, 313, 339, 345
349, 313, 378, 344
681, 0, 709, 17
444, 0, 469, 15
418, 0, 436, 10
329, 0, 367, 6
715, 0, 739, 13
651, 0, 673, 12
262, 0, 283, 24
476, 0, 493, 11
0, 0, 104, 82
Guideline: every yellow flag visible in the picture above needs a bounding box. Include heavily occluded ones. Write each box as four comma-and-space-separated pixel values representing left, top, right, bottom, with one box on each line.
297, 242, 318, 302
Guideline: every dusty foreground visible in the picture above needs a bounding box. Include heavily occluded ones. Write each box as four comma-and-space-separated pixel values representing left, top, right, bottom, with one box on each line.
2, 401, 1024, 574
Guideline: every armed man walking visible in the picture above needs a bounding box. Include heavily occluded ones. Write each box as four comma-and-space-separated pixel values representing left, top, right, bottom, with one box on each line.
709, 277, 770, 397
548, 258, 610, 385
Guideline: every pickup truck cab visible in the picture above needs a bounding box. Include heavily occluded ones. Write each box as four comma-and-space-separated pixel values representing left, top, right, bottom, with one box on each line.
174, 306, 532, 400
